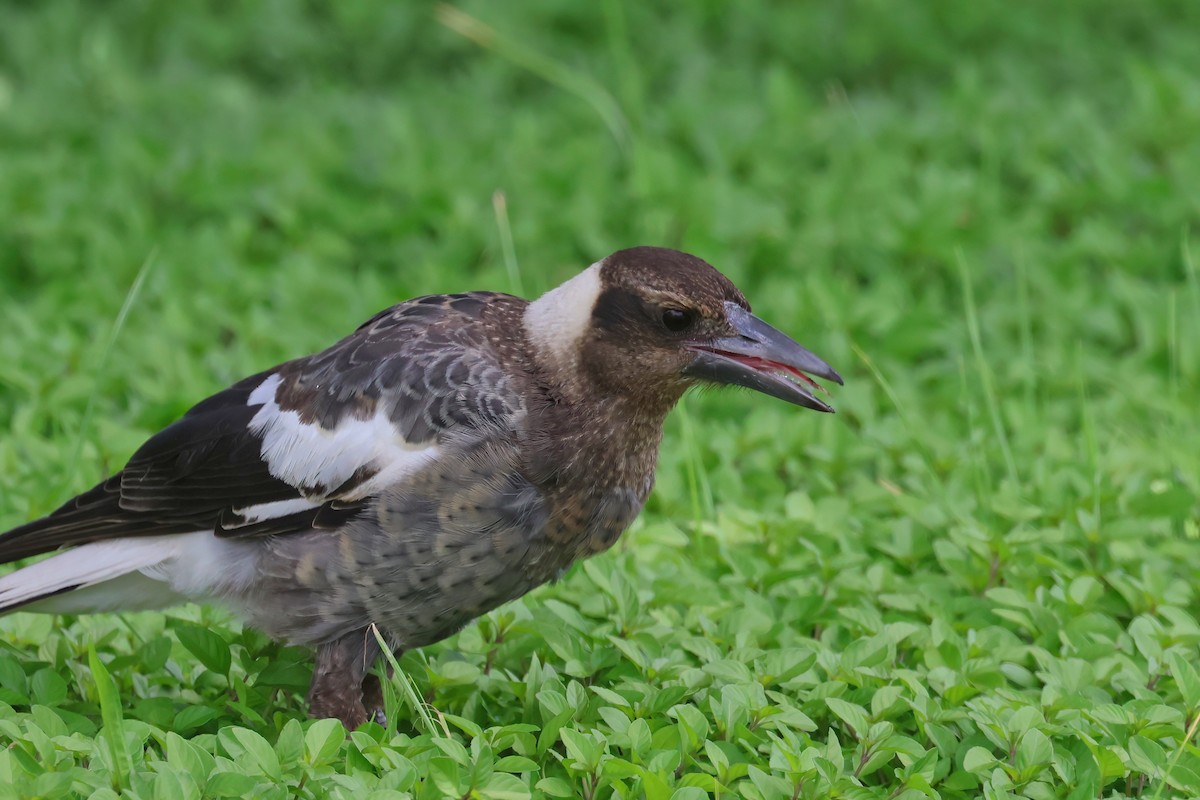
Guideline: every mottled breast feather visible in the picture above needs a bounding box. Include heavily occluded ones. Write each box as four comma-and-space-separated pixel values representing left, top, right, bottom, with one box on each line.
246, 425, 647, 648
247, 432, 546, 645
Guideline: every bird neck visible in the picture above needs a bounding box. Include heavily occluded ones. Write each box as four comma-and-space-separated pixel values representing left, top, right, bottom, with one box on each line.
524, 391, 672, 498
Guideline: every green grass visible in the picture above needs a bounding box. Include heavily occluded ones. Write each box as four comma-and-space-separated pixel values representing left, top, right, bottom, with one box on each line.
1, 0, 1199, 797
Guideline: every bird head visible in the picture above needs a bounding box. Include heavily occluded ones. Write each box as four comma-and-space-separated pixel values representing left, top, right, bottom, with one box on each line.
524, 246, 842, 413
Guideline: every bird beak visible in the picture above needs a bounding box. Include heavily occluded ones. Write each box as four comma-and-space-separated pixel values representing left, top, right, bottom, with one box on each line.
683, 301, 843, 412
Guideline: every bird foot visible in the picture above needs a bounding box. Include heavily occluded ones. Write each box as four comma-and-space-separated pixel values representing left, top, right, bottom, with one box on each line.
362, 673, 388, 727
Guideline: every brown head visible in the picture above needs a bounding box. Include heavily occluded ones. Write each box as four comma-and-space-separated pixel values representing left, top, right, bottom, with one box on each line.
523, 246, 842, 414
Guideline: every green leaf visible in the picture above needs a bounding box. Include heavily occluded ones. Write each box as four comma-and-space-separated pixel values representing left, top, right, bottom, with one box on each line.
220, 726, 282, 780
534, 777, 574, 798
33, 771, 77, 797
871, 684, 904, 718
1089, 703, 1132, 726
206, 772, 261, 797
152, 769, 192, 800
174, 623, 232, 677
429, 756, 469, 796
173, 704, 220, 733
602, 758, 642, 780
31, 669, 68, 706
1127, 735, 1166, 778
494, 756, 539, 773
434, 660, 482, 685
478, 773, 532, 800
826, 698, 870, 739
304, 717, 345, 765
747, 766, 792, 800
165, 731, 213, 786
1063, 738, 1100, 800
1169, 651, 1200, 711
628, 719, 651, 755
1005, 705, 1042, 738
963, 746, 997, 773
0, 658, 29, 705
433, 736, 472, 766
1067, 576, 1102, 606
139, 637, 173, 673
560, 728, 603, 772
591, 685, 632, 708
1015, 729, 1052, 777
88, 646, 130, 790
536, 705, 576, 757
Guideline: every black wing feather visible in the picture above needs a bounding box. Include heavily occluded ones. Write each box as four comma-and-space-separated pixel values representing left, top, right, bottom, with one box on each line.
0, 293, 525, 563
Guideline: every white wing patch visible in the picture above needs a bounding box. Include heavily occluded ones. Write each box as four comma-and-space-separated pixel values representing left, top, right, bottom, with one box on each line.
230, 497, 320, 525
247, 373, 439, 500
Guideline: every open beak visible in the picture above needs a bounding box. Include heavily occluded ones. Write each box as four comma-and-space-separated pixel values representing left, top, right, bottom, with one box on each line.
683, 302, 843, 412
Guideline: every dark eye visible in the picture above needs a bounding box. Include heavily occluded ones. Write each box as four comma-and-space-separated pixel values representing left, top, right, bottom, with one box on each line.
661, 308, 695, 332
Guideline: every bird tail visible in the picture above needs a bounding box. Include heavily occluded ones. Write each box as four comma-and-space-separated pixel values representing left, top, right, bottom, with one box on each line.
0, 536, 186, 614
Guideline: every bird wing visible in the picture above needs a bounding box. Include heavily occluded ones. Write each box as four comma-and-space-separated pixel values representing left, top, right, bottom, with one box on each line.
0, 292, 526, 562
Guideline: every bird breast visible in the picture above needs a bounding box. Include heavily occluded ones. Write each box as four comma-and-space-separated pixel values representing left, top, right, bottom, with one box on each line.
246, 433, 648, 649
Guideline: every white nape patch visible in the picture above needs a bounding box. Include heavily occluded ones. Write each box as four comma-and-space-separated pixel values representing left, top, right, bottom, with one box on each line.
524, 261, 603, 370
231, 497, 319, 526
247, 373, 439, 500
0, 532, 261, 614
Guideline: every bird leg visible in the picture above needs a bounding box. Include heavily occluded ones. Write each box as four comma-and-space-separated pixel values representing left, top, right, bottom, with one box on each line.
307, 628, 381, 729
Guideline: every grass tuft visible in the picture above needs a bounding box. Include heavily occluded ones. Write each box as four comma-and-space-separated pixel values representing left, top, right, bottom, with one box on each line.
492, 190, 525, 297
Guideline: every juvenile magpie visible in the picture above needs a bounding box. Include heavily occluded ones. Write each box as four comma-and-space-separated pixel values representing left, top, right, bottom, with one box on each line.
0, 246, 841, 727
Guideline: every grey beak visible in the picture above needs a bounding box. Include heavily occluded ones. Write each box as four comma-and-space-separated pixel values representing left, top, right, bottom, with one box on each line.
683, 302, 843, 412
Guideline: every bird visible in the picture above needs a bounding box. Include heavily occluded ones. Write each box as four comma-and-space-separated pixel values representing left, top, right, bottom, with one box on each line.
0, 246, 841, 728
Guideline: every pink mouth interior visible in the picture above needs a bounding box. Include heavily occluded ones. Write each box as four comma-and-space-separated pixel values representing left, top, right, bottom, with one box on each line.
719, 353, 829, 396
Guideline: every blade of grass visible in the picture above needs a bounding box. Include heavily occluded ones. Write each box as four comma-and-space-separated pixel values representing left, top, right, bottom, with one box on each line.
602, 0, 645, 131
59, 252, 155, 494
1075, 342, 1102, 535
1013, 251, 1038, 411
676, 397, 714, 531
88, 645, 130, 791
957, 353, 993, 510
369, 624, 447, 738
957, 250, 1019, 490
1167, 288, 1179, 400
1182, 226, 1199, 383
1184, 226, 1200, 319
1152, 710, 1200, 800
492, 190, 524, 297
437, 5, 630, 155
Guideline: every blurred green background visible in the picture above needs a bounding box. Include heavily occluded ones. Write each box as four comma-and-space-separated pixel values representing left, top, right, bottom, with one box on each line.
1, 1, 1199, 797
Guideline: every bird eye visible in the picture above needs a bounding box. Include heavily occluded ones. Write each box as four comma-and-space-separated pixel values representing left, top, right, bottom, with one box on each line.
661, 308, 695, 332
